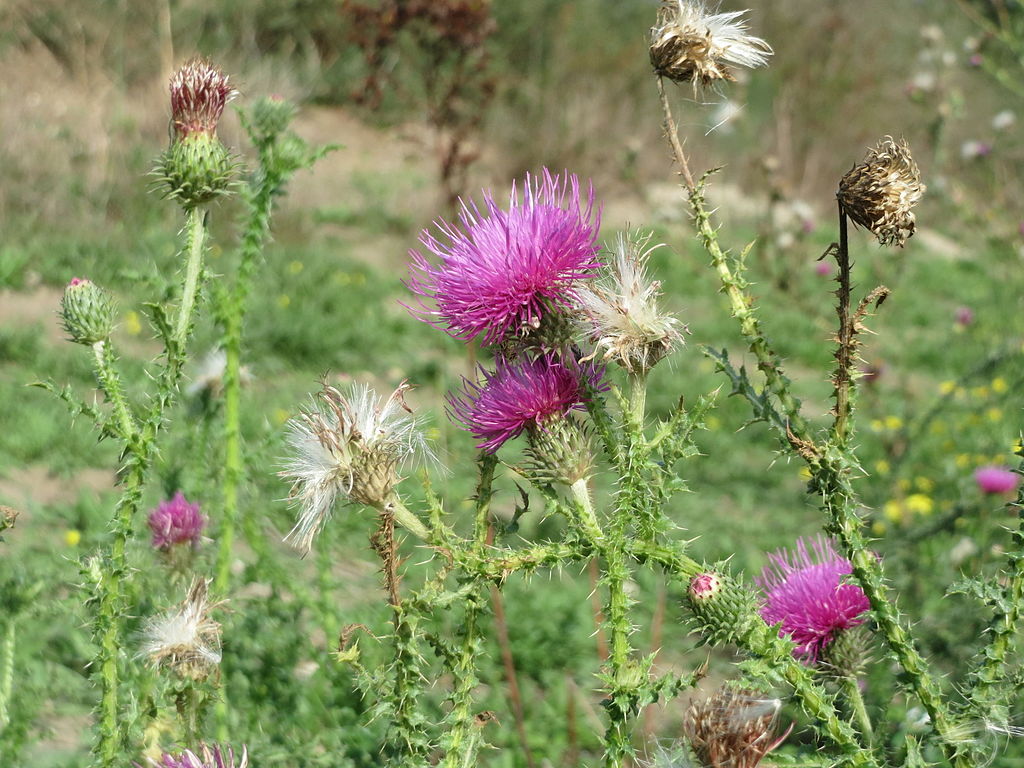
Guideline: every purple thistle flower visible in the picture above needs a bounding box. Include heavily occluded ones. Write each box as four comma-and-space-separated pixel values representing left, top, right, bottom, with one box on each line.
138, 744, 247, 768
406, 169, 602, 345
147, 491, 206, 550
756, 535, 870, 663
974, 466, 1020, 495
448, 354, 605, 453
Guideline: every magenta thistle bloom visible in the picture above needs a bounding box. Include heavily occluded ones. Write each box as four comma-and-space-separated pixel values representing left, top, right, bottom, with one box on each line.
448, 354, 604, 453
407, 169, 602, 345
756, 536, 870, 662
974, 466, 1020, 495
147, 491, 206, 550
170, 59, 236, 140
955, 306, 974, 327
138, 744, 247, 768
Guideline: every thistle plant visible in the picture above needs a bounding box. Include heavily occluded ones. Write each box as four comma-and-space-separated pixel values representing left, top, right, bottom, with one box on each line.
264, 4, 1024, 768
35, 59, 326, 767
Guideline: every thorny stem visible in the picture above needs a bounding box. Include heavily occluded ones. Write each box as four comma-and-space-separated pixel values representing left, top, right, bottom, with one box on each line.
216, 162, 279, 595
570, 478, 605, 544
0, 619, 14, 732
91, 207, 209, 768
95, 455, 146, 768
657, 81, 811, 444
841, 675, 874, 743
173, 208, 207, 347
385, 496, 431, 542
442, 455, 499, 768
832, 204, 854, 446
92, 341, 138, 444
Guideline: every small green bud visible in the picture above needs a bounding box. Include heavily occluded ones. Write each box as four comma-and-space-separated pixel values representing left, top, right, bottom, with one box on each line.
820, 624, 872, 678
250, 95, 297, 144
687, 570, 759, 646
157, 133, 236, 208
524, 414, 594, 486
59, 278, 116, 345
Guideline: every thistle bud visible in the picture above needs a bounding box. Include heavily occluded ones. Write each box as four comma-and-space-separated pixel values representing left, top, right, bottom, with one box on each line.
0, 506, 18, 534
59, 277, 116, 345
687, 570, 759, 645
525, 414, 594, 486
156, 59, 237, 208
819, 624, 872, 679
649, 1, 772, 87
837, 136, 925, 247
249, 95, 297, 145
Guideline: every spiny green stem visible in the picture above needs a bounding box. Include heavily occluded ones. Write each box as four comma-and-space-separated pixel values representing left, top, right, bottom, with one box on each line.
94, 455, 146, 768
442, 455, 496, 768
215, 166, 277, 595
0, 619, 14, 732
91, 341, 137, 443
385, 496, 431, 542
841, 675, 874, 743
657, 79, 811, 444
173, 208, 207, 347
570, 478, 605, 544
818, 469, 969, 767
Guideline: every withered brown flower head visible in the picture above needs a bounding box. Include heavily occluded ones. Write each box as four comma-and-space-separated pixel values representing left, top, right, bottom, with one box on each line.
140, 578, 224, 680
684, 687, 791, 768
650, 1, 772, 87
837, 136, 925, 248
169, 58, 237, 140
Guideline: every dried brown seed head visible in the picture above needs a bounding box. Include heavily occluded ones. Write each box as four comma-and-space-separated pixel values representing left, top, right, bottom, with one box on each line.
837, 136, 925, 248
650, 1, 771, 87
684, 687, 790, 768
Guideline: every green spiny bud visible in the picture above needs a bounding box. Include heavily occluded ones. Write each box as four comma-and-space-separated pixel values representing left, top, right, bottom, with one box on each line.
59, 278, 116, 345
524, 414, 594, 486
250, 95, 297, 144
820, 624, 872, 679
157, 133, 236, 208
688, 570, 759, 646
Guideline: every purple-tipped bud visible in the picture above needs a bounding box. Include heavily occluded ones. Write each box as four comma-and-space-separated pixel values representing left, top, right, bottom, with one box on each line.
974, 466, 1020, 495
148, 491, 206, 550
59, 277, 116, 345
689, 572, 722, 601
170, 59, 236, 141
157, 59, 237, 208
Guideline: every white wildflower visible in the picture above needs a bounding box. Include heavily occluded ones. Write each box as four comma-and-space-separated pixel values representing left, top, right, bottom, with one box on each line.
576, 232, 685, 374
279, 381, 431, 554
992, 110, 1016, 131
649, 0, 772, 87
139, 578, 223, 679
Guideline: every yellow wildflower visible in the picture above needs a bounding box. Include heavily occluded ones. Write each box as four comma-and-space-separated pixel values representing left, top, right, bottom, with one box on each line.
874, 460, 891, 476
64, 529, 82, 547
939, 380, 956, 395
884, 415, 903, 430
905, 493, 934, 516
914, 476, 935, 492
288, 260, 305, 275
125, 310, 143, 336
992, 377, 1008, 394
277, 294, 291, 309
884, 500, 904, 523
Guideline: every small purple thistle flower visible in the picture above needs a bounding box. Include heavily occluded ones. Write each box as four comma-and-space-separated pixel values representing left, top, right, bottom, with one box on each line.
448, 354, 604, 453
954, 306, 974, 327
756, 536, 870, 663
974, 466, 1020, 495
137, 744, 247, 768
406, 169, 602, 345
147, 491, 206, 550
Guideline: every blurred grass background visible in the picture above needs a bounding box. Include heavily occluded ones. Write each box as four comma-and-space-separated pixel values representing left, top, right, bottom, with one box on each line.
2, 1, 1024, 765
